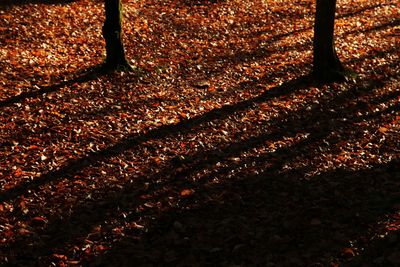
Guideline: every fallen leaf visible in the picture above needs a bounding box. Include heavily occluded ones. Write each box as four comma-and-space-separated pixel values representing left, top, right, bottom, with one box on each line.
180, 189, 194, 197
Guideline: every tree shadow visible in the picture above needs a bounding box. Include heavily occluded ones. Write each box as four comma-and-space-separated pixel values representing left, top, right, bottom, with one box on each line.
0, 65, 105, 109
348, 228, 400, 266
346, 47, 398, 65
337, 3, 386, 19
0, 74, 311, 265
2, 70, 397, 265
1, 1, 398, 265
347, 19, 400, 36
0, 74, 311, 204
245, 3, 389, 38
201, 15, 397, 79
93, 158, 399, 266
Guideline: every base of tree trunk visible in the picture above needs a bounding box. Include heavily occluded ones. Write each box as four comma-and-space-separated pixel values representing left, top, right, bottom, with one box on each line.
101, 60, 134, 72
313, 67, 357, 83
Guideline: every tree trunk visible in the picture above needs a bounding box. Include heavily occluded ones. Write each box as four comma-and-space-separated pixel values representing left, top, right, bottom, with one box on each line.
102, 0, 130, 70
313, 0, 345, 82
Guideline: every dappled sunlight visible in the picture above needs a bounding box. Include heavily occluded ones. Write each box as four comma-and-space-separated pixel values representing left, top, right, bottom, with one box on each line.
0, 0, 399, 265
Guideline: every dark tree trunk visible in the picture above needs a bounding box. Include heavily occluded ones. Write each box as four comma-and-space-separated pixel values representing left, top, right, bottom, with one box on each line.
313, 0, 346, 82
102, 0, 131, 70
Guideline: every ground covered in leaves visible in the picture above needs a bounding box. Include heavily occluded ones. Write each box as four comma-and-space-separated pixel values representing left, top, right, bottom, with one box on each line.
0, 0, 399, 266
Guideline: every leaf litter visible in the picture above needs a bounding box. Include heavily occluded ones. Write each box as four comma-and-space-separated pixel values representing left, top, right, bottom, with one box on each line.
0, 0, 399, 266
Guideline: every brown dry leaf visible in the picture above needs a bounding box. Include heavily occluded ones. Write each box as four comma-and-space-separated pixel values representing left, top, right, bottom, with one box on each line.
378, 126, 389, 133
13, 168, 23, 178
341, 247, 356, 258
18, 228, 31, 235
31, 216, 48, 226
52, 254, 68, 260
180, 189, 194, 197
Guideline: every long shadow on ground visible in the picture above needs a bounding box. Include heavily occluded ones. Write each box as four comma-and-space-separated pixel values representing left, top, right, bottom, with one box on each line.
2, 75, 310, 265
93, 159, 400, 266
0, 75, 311, 204
0, 66, 104, 108
1, 1, 398, 265
3, 69, 398, 266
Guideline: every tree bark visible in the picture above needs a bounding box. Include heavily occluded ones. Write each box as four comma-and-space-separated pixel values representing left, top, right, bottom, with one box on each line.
102, 0, 130, 70
313, 0, 345, 82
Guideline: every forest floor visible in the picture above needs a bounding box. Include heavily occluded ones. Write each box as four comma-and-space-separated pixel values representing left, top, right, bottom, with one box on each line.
0, 0, 399, 266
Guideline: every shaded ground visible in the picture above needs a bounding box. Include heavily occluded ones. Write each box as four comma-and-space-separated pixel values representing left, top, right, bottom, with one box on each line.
0, 0, 399, 266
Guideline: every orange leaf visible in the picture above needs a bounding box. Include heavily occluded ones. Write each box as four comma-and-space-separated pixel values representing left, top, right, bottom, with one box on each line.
208, 86, 216, 92
95, 245, 107, 252
342, 247, 356, 257
14, 168, 23, 178
180, 189, 194, 197
378, 127, 388, 133
52, 254, 67, 260
32, 216, 48, 223
18, 228, 31, 235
